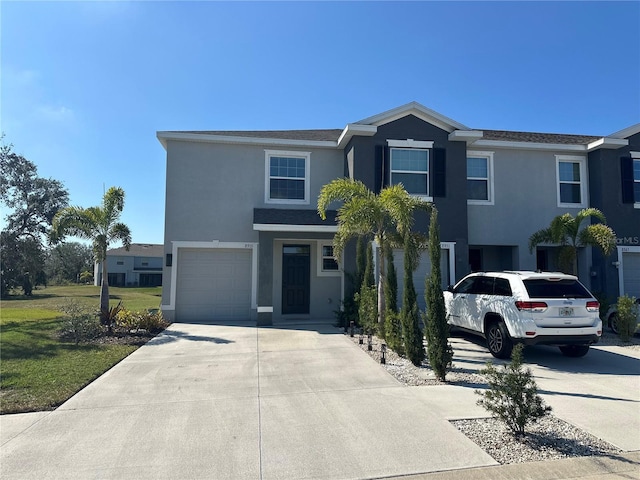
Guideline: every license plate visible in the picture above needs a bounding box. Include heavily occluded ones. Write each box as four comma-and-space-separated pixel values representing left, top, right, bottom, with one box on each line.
559, 307, 574, 317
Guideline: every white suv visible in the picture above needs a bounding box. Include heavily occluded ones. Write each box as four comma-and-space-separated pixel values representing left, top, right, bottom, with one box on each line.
444, 271, 602, 359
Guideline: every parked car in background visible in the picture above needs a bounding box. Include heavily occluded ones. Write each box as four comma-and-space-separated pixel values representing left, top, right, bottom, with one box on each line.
606, 297, 640, 335
444, 271, 602, 359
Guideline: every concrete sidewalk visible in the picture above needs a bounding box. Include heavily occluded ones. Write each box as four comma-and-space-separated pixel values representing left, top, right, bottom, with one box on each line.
1, 322, 638, 479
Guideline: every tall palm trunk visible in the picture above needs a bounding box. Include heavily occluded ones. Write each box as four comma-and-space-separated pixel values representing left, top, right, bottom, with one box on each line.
100, 256, 110, 330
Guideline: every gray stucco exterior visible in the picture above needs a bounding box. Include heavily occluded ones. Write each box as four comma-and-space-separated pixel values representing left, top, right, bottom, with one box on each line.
158, 102, 639, 324
160, 137, 343, 323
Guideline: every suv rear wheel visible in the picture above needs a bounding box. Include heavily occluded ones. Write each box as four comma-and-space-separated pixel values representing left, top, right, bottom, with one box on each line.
559, 345, 590, 357
486, 320, 513, 359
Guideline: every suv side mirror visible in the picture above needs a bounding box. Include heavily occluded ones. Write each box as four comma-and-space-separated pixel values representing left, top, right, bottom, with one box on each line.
447, 285, 454, 293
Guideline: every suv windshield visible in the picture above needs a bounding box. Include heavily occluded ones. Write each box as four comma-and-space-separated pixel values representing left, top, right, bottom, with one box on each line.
523, 279, 592, 299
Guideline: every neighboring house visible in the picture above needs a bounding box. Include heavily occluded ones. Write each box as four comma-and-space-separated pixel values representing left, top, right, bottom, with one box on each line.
157, 102, 640, 324
94, 243, 164, 287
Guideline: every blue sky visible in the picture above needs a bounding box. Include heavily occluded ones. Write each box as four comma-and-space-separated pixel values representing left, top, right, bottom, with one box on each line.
2, 1, 639, 246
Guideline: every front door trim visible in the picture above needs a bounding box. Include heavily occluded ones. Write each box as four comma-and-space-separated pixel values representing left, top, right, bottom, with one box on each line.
282, 244, 311, 315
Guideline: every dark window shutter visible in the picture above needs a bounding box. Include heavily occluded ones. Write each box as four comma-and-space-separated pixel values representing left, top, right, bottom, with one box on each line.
621, 156, 634, 203
374, 145, 390, 193
383, 146, 390, 189
432, 148, 446, 197
374, 145, 383, 194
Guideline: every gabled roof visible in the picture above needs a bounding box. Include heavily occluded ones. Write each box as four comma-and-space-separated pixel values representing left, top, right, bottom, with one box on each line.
355, 101, 469, 133
157, 102, 636, 152
107, 243, 163, 257
609, 123, 640, 139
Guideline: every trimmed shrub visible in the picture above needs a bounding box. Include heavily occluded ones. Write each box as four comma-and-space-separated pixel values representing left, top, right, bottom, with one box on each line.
363, 241, 375, 288
58, 299, 102, 344
384, 248, 398, 314
356, 285, 378, 334
116, 308, 169, 333
476, 344, 552, 436
384, 310, 404, 355
355, 235, 367, 296
400, 235, 424, 366
424, 207, 453, 381
616, 295, 639, 342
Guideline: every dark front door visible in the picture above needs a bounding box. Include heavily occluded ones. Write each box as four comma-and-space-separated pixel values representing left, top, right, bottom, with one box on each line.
282, 245, 310, 315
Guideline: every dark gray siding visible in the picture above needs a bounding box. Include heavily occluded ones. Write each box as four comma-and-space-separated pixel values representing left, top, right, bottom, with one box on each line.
588, 131, 640, 298
345, 115, 469, 281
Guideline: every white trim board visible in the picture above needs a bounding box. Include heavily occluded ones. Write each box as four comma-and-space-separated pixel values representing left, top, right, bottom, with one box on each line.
253, 224, 338, 233
157, 131, 337, 150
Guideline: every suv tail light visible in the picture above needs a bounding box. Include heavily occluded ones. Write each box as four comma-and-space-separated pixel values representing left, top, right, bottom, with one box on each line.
586, 301, 599, 312
515, 301, 548, 312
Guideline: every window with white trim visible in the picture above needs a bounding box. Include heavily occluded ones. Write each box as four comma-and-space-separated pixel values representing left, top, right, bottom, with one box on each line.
467, 151, 494, 204
390, 148, 429, 197
556, 155, 587, 207
265, 150, 310, 204
317, 242, 340, 276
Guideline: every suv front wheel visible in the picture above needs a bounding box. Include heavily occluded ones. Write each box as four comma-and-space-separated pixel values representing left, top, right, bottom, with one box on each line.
486, 320, 513, 359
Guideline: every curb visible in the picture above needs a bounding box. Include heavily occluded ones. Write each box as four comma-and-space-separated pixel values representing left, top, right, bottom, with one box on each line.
380, 451, 640, 480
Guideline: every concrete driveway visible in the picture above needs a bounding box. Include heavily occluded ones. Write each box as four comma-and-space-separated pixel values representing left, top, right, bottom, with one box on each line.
1, 321, 638, 479
1, 322, 496, 479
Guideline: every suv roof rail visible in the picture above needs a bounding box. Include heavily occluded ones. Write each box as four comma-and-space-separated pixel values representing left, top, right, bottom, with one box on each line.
501, 270, 569, 276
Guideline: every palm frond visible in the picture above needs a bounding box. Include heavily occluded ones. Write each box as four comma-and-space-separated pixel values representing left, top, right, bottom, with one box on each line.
578, 224, 616, 256
549, 214, 574, 245
103, 187, 126, 214
576, 207, 607, 226
109, 223, 132, 250
317, 178, 370, 220
528, 228, 553, 253
51, 206, 95, 242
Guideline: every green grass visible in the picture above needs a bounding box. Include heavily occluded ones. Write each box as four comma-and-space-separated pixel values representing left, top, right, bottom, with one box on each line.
0, 286, 163, 414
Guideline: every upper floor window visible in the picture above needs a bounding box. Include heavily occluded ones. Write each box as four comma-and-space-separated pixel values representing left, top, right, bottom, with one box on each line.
265, 150, 310, 204
467, 151, 494, 204
390, 147, 430, 198
634, 158, 640, 204
621, 153, 640, 207
556, 155, 587, 207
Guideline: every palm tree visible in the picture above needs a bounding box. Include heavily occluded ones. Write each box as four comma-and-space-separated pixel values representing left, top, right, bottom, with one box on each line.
52, 187, 132, 325
318, 178, 430, 330
528, 208, 615, 275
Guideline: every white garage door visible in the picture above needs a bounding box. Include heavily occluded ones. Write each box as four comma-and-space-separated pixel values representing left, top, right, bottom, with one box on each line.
176, 248, 252, 322
622, 251, 640, 298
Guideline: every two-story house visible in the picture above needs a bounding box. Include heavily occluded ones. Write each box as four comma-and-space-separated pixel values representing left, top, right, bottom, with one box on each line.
158, 102, 639, 325
94, 243, 164, 287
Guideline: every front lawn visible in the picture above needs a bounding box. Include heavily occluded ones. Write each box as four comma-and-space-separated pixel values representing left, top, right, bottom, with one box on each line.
0, 285, 164, 414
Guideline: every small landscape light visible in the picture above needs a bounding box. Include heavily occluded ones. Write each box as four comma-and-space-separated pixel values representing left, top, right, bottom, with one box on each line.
358, 330, 364, 345
349, 321, 355, 337
367, 333, 373, 351
381, 343, 387, 364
